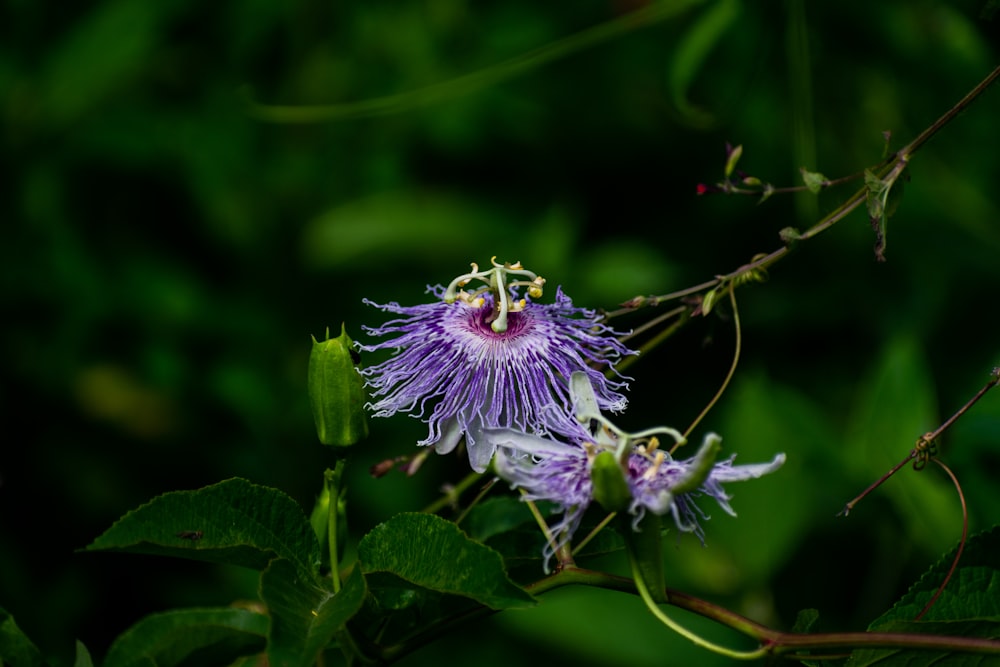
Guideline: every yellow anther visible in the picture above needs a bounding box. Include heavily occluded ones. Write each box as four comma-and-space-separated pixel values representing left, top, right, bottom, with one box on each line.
642, 451, 666, 481
647, 436, 660, 452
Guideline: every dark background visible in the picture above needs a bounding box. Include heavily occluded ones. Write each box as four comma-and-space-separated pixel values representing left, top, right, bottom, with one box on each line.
2, 1, 999, 665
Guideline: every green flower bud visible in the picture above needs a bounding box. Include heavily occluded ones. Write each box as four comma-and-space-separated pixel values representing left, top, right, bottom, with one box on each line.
308, 324, 369, 447
591, 450, 631, 513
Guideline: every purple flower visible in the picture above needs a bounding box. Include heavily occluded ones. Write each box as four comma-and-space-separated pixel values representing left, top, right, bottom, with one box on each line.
489, 425, 785, 568
625, 443, 786, 540
359, 260, 633, 472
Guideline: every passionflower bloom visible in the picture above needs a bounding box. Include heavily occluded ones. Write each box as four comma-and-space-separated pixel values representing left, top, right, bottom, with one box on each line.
488, 372, 785, 568
359, 259, 633, 472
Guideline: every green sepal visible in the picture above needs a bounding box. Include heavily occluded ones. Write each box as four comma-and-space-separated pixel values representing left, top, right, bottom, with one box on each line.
670, 433, 721, 495
591, 450, 631, 513
308, 324, 369, 447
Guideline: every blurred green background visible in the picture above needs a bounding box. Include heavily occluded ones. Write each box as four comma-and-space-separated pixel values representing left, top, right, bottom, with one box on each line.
2, 0, 999, 664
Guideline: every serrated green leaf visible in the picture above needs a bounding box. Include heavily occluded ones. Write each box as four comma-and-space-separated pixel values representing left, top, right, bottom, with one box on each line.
483, 512, 624, 565
85, 478, 321, 578
103, 608, 267, 667
0, 606, 45, 667
358, 513, 535, 610
260, 560, 367, 667
461, 496, 536, 543
847, 526, 1000, 666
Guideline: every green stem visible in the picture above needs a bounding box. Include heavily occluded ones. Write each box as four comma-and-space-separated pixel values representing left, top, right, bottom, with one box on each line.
326, 465, 344, 594
617, 64, 1000, 316
420, 470, 484, 514
680, 284, 741, 443
627, 551, 767, 660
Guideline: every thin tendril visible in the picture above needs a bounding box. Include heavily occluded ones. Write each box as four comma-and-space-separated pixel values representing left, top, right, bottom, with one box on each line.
675, 284, 742, 451
915, 458, 968, 620
571, 511, 617, 556
627, 546, 768, 660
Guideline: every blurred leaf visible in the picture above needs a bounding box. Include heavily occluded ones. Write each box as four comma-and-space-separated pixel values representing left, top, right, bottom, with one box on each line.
792, 608, 820, 633
845, 337, 956, 554
699, 373, 836, 587
74, 641, 94, 667
579, 240, 677, 305
301, 190, 504, 269
667, 0, 741, 126
260, 561, 366, 667
0, 606, 45, 667
846, 525, 1000, 666
85, 478, 321, 578
40, 0, 179, 125
358, 513, 535, 610
103, 608, 267, 667
248, 0, 703, 122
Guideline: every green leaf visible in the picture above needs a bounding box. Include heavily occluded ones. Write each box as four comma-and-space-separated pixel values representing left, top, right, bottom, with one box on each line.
39, 0, 176, 125
461, 496, 536, 543
260, 560, 367, 667
792, 608, 821, 633
864, 169, 890, 260
85, 478, 321, 578
0, 606, 45, 667
358, 513, 535, 610
623, 513, 666, 604
103, 608, 267, 667
800, 168, 828, 194
248, 0, 703, 123
847, 526, 1000, 666
845, 337, 954, 554
73, 641, 94, 667
667, 0, 741, 126
724, 144, 743, 179
482, 510, 624, 565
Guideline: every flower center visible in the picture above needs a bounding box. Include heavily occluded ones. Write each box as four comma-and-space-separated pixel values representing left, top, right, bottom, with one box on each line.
442, 257, 546, 333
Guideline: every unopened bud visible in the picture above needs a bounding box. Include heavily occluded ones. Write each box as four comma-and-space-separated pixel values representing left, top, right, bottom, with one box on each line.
308, 324, 369, 447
